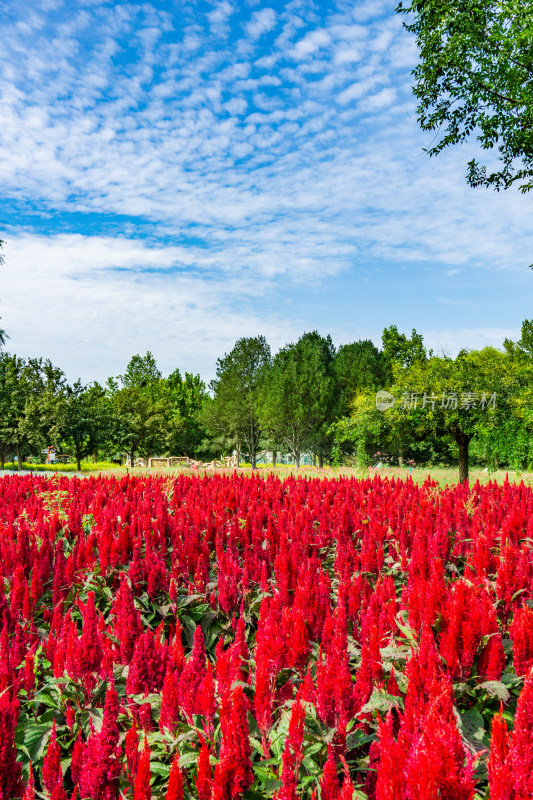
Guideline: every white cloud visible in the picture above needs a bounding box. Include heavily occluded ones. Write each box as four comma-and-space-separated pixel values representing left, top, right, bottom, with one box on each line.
246, 8, 276, 39
0, 234, 302, 382
291, 29, 331, 59
208, 1, 234, 27
337, 81, 371, 103
334, 47, 362, 65
0, 0, 532, 381
358, 86, 397, 111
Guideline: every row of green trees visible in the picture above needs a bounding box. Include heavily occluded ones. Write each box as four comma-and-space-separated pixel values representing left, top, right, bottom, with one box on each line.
0, 331, 383, 471
1, 322, 533, 481
340, 323, 533, 482
0, 352, 208, 471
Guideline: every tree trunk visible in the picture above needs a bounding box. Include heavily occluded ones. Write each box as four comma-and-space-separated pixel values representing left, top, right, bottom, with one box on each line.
398, 445, 405, 468
456, 431, 471, 484
272, 450, 277, 468
93, 450, 98, 463
235, 445, 240, 467
0, 451, 4, 470
250, 423, 257, 470
76, 446, 82, 472
17, 450, 23, 472
130, 448, 135, 467
295, 451, 300, 468
318, 453, 324, 468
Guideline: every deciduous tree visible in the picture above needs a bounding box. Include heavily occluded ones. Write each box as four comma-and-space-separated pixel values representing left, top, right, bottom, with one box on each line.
398, 0, 533, 192
384, 347, 520, 482
59, 381, 110, 471
110, 354, 181, 466
207, 337, 271, 469
166, 370, 209, 458
259, 332, 335, 467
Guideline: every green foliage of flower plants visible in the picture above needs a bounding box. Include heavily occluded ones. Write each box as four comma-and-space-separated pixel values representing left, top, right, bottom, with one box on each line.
3, 461, 118, 473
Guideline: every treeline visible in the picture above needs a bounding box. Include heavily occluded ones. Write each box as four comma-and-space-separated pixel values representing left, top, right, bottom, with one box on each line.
1, 322, 533, 480
0, 352, 207, 471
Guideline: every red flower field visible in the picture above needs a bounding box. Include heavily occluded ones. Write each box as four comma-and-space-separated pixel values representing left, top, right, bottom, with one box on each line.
0, 472, 532, 799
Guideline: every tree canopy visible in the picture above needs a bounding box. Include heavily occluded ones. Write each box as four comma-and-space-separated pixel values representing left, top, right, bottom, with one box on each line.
206, 336, 271, 468
259, 332, 335, 467
2, 326, 533, 480
333, 340, 385, 418
398, 0, 533, 192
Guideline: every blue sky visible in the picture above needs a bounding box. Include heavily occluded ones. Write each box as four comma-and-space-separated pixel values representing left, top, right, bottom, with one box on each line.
1, 0, 532, 383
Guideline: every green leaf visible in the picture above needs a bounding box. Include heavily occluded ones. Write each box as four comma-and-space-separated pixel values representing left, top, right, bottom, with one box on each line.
150, 760, 170, 778
360, 690, 403, 714
22, 722, 53, 763
380, 645, 409, 661
179, 751, 200, 769
130, 693, 162, 710
478, 681, 510, 702
89, 708, 104, 732
245, 788, 279, 800
459, 709, 486, 753
395, 612, 417, 648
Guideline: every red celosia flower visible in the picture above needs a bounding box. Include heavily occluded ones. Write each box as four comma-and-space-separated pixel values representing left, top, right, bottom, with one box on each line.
77, 592, 103, 675
277, 741, 297, 800
487, 706, 512, 800
213, 686, 254, 800
79, 684, 121, 800
509, 668, 533, 798
50, 785, 69, 800
112, 576, 143, 663
22, 764, 35, 800
65, 702, 75, 732
99, 684, 120, 755
253, 659, 274, 744
178, 625, 207, 722
168, 622, 185, 675
404, 686, 475, 800
166, 751, 184, 800
195, 742, 213, 800
70, 732, 85, 786
387, 667, 400, 698
43, 721, 63, 793
160, 668, 180, 733
137, 702, 154, 732
133, 736, 151, 800
126, 630, 166, 696
375, 712, 405, 800
339, 776, 355, 800
477, 633, 506, 681
320, 745, 340, 800
197, 660, 217, 734
125, 720, 140, 779
509, 605, 533, 677
287, 698, 306, 765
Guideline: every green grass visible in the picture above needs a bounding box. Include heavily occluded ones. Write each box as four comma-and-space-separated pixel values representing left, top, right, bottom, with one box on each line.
118, 462, 533, 487
357, 463, 533, 487
3, 461, 530, 487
